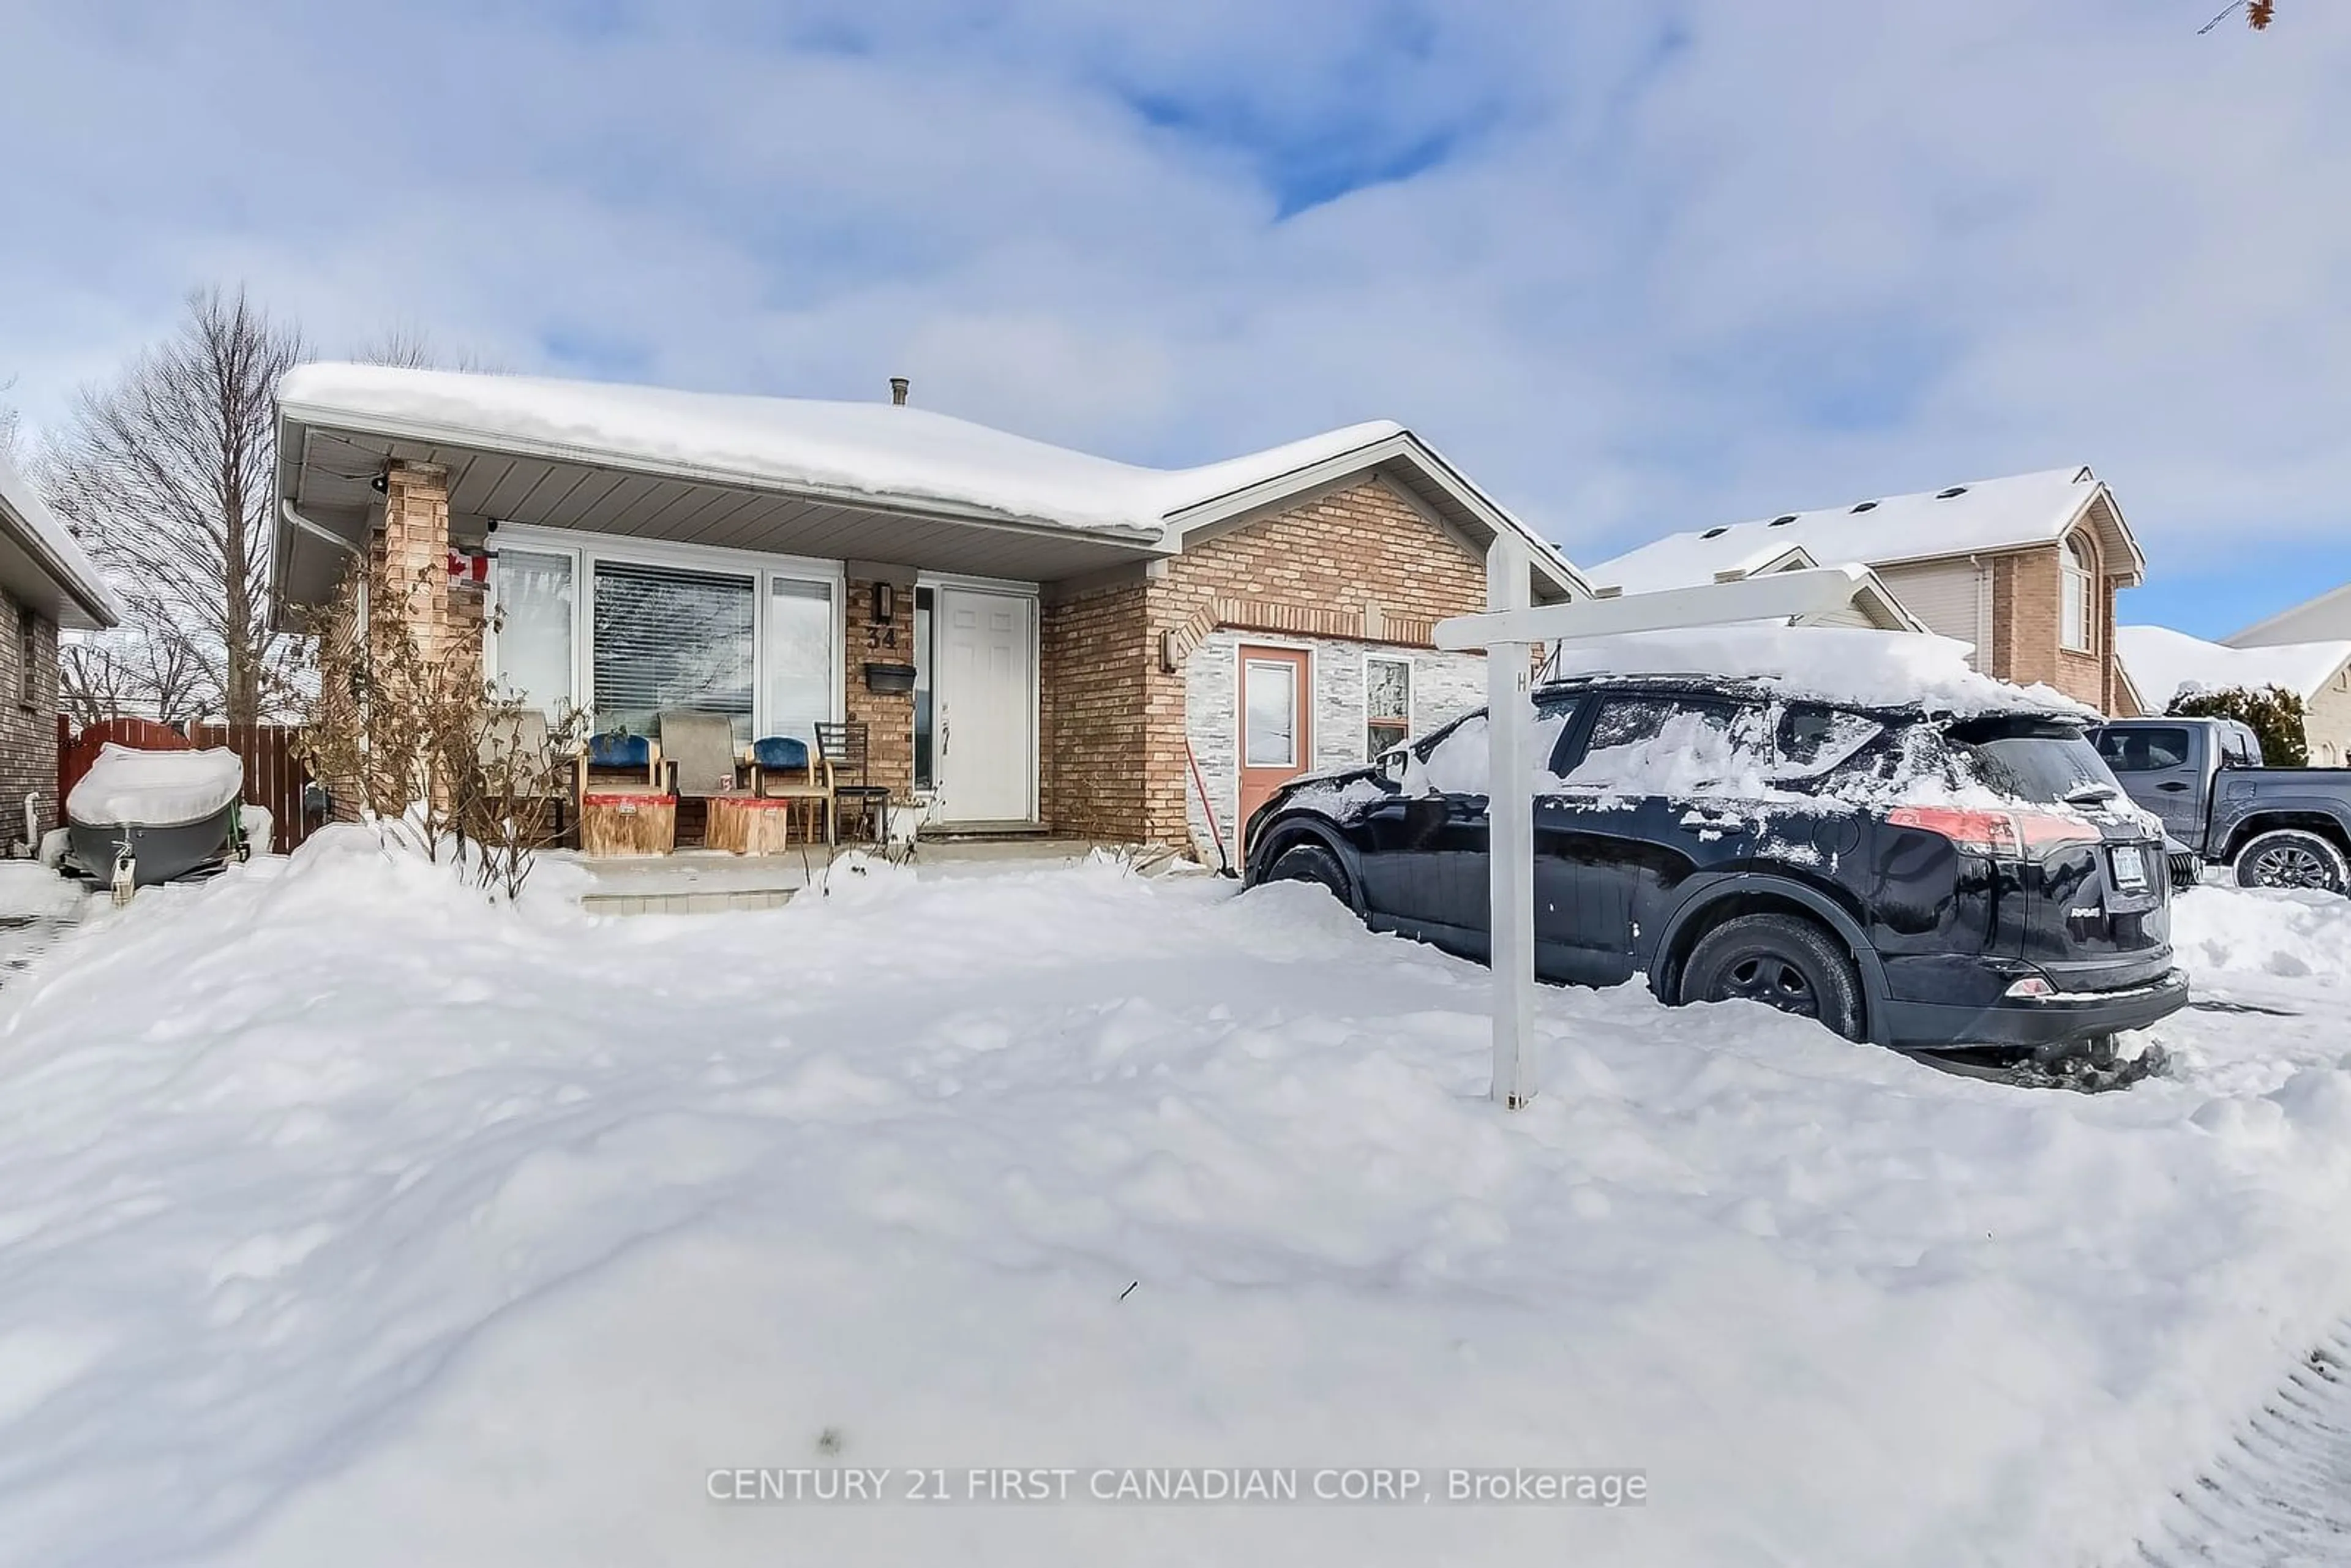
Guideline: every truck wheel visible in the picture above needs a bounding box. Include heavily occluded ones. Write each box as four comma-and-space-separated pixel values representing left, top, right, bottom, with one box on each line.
2232, 828, 2349, 895
1263, 841, 1354, 906
1680, 913, 1865, 1041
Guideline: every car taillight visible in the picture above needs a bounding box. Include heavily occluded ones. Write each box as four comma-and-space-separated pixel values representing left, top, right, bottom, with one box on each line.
1886, 805, 2104, 857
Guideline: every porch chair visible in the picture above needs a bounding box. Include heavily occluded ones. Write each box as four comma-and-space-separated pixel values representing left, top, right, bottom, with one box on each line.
815, 721, 891, 846
659, 711, 748, 801
574, 730, 663, 798
477, 707, 568, 843
747, 735, 835, 846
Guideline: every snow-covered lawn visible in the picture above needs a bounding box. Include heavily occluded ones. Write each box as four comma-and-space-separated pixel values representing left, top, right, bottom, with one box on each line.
2, 830, 2349, 1566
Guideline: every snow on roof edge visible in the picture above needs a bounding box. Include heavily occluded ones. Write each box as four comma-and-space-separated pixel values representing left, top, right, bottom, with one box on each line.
0, 448, 124, 630
2117, 623, 2351, 708
1586, 467, 2110, 596
277, 362, 1412, 544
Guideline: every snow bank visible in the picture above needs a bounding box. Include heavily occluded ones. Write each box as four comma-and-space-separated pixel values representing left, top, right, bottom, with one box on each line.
1543, 625, 2093, 718
2171, 885, 2351, 982
0, 839, 2348, 1565
0, 861, 82, 921
64, 744, 242, 828
279, 363, 1402, 541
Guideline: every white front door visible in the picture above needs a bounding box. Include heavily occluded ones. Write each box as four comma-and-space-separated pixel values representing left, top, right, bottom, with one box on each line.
936, 587, 1035, 823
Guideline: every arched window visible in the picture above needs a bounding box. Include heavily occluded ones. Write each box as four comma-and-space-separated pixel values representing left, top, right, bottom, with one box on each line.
2060, 535, 2094, 652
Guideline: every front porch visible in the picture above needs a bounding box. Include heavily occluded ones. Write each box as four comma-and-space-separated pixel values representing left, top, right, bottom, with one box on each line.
561, 835, 1164, 916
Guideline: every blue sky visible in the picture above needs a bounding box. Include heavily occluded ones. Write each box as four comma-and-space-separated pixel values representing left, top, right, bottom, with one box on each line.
2, 0, 2345, 640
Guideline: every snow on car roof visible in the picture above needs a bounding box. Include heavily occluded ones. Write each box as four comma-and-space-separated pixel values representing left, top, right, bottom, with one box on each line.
277, 362, 1406, 540
1540, 624, 2096, 718
1588, 467, 2107, 595
2117, 624, 2351, 710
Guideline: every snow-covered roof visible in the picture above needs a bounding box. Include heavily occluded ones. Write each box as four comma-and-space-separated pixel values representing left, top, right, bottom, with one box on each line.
1588, 467, 2139, 596
2117, 624, 2351, 709
1542, 623, 2097, 718
2226, 580, 2351, 651
0, 448, 122, 631
279, 362, 1390, 542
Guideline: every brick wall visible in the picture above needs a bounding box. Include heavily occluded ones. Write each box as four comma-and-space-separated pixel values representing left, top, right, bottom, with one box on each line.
844, 577, 915, 795
1041, 473, 1496, 847
1039, 579, 1153, 841
1984, 539, 2123, 713
0, 588, 59, 852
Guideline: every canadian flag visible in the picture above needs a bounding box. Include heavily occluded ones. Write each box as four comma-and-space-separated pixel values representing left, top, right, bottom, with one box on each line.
448, 549, 490, 586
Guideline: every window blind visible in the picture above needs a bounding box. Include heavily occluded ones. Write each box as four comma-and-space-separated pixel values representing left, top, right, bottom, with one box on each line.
591, 558, 755, 738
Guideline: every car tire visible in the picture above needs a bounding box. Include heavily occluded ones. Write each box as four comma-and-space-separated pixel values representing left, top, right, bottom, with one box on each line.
1263, 841, 1353, 905
2232, 828, 2350, 895
1679, 913, 1865, 1041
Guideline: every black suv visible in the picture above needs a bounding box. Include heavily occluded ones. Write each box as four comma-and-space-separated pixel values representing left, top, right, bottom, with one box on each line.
1240, 675, 2188, 1053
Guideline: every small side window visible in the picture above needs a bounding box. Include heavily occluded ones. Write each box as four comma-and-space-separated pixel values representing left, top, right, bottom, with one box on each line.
1777, 704, 1885, 777
1562, 695, 1756, 793
1365, 656, 1411, 762
14, 606, 34, 710
2094, 726, 2192, 773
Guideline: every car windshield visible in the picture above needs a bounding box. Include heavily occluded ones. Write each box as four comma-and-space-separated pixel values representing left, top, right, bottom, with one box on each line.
1944, 718, 2118, 805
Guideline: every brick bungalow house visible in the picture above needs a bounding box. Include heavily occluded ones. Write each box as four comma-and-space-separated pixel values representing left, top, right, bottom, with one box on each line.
0, 449, 123, 852
1587, 467, 2150, 716
269, 365, 1585, 862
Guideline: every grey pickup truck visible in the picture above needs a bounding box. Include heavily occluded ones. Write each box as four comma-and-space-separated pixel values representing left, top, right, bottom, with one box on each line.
2090, 717, 2351, 895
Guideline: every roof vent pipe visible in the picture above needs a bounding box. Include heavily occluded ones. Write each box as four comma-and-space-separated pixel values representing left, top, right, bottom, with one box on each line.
890, 377, 910, 407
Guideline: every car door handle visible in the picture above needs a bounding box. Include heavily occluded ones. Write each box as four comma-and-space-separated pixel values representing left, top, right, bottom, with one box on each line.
2157, 781, 2190, 792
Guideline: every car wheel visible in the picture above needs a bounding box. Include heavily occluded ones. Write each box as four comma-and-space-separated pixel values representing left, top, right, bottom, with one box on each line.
2232, 828, 2350, 895
1264, 841, 1353, 905
1680, 913, 1865, 1041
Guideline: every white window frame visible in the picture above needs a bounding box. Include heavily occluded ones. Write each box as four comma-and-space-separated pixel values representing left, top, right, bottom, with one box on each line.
486, 523, 845, 740
1364, 651, 1414, 761
2060, 534, 2095, 654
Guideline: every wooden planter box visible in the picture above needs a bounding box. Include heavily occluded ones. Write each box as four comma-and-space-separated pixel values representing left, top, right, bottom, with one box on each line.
706, 795, 820, 855
579, 792, 677, 857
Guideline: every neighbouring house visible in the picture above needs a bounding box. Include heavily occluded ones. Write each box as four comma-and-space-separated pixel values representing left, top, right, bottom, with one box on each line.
2226, 581, 2351, 651
0, 449, 124, 852
2117, 623, 2351, 765
1586, 467, 2150, 716
268, 364, 1587, 863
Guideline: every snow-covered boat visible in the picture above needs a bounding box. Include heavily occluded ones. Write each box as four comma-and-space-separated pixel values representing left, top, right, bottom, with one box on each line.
64, 744, 248, 888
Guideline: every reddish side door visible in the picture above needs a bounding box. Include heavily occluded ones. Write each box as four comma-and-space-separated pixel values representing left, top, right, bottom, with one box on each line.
1236, 645, 1311, 835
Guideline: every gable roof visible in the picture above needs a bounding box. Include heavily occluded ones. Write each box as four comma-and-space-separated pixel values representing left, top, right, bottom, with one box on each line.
274, 363, 1584, 606
2117, 623, 2351, 709
1588, 467, 2144, 596
0, 449, 122, 631
2225, 580, 2351, 650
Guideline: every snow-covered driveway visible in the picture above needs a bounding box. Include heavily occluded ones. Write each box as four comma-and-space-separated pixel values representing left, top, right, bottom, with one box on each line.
1, 830, 2349, 1567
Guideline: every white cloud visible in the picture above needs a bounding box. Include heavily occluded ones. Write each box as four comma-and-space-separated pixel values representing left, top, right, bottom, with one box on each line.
1, 0, 2345, 595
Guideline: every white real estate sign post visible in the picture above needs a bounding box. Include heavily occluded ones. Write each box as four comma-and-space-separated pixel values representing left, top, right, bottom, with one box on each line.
1436, 561, 1875, 1109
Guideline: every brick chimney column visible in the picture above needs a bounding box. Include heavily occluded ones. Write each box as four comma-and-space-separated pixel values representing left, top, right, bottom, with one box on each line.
378, 462, 452, 663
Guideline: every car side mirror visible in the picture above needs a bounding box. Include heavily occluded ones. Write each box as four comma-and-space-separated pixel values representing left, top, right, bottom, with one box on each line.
1376, 748, 1408, 785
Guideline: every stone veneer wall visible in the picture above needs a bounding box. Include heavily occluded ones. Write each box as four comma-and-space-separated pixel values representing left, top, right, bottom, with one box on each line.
1182, 631, 1486, 863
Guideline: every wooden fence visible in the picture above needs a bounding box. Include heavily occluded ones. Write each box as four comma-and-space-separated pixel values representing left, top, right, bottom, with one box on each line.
58, 718, 317, 855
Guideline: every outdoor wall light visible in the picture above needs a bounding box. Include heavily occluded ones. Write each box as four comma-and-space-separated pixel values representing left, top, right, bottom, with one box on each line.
873, 581, 896, 625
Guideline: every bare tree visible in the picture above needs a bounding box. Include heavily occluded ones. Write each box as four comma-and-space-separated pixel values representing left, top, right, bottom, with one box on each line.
47, 287, 304, 725
56, 636, 208, 729
0, 377, 22, 466
354, 322, 501, 374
